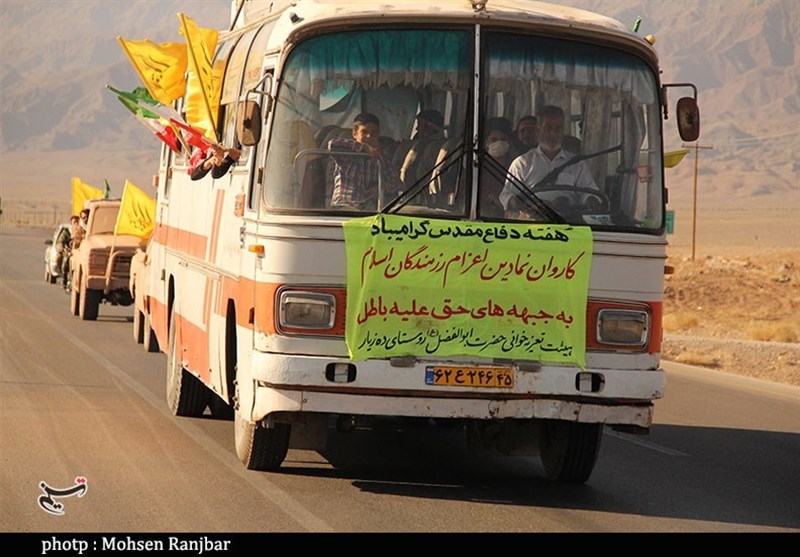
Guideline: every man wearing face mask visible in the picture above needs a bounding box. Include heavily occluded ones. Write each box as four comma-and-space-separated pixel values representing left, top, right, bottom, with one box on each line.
499, 105, 598, 215
479, 117, 517, 217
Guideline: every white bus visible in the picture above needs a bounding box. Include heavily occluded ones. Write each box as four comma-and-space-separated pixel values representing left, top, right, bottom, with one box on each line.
144, 0, 699, 482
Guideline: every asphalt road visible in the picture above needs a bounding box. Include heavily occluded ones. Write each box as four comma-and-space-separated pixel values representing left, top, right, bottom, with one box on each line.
2, 226, 799, 534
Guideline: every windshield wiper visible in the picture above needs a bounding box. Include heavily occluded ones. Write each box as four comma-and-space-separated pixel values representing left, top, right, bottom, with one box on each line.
478, 149, 565, 223
533, 144, 622, 189
382, 141, 466, 214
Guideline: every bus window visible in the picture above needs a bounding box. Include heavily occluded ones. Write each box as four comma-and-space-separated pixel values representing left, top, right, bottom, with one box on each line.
217, 33, 249, 156
263, 29, 472, 217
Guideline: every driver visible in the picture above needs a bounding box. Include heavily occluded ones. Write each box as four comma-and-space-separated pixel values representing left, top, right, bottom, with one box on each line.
499, 105, 599, 215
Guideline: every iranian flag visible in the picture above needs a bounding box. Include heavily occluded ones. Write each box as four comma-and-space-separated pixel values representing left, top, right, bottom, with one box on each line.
107, 84, 217, 153
167, 117, 216, 151
107, 85, 182, 153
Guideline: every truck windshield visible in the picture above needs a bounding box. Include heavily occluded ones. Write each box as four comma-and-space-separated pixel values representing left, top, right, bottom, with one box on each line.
90, 206, 121, 234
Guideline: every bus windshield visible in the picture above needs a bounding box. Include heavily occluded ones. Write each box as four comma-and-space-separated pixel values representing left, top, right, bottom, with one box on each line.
263, 27, 663, 231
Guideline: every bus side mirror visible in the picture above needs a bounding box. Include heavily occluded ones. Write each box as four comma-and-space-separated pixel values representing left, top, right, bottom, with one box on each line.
237, 100, 262, 146
676, 97, 700, 142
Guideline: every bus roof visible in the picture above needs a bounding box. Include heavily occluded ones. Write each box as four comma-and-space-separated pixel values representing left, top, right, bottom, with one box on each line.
230, 0, 644, 45
222, 0, 658, 67
236, 0, 628, 30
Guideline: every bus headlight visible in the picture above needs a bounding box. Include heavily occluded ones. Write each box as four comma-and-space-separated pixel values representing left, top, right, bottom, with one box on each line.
279, 291, 336, 329
596, 309, 649, 347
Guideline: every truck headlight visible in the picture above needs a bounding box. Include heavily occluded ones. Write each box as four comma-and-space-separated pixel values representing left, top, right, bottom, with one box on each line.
279, 291, 336, 330
596, 309, 648, 347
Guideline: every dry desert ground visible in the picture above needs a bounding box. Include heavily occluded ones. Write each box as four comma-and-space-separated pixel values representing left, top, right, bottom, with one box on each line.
663, 205, 800, 386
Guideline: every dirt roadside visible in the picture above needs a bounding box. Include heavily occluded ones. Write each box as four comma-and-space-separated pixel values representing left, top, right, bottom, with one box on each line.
662, 246, 800, 387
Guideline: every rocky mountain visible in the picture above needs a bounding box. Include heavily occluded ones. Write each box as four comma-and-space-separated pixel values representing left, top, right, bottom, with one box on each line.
1, 0, 798, 209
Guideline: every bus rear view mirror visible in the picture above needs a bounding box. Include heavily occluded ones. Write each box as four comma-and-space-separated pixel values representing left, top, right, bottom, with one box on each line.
676, 97, 700, 142
237, 100, 262, 146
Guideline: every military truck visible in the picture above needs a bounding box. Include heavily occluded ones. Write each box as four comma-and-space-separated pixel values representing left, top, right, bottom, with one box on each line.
69, 198, 142, 320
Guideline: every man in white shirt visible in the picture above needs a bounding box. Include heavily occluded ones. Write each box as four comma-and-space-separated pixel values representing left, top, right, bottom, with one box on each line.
499, 105, 599, 215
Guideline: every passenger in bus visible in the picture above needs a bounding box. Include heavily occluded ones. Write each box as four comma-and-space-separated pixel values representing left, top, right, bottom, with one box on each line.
499, 105, 598, 215
398, 110, 446, 189
392, 110, 443, 169
480, 117, 518, 218
413, 110, 445, 141
514, 115, 538, 152
189, 145, 241, 181
328, 112, 403, 210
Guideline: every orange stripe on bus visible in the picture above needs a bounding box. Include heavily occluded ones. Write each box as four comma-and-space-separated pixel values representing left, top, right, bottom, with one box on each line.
208, 189, 225, 263
152, 223, 207, 260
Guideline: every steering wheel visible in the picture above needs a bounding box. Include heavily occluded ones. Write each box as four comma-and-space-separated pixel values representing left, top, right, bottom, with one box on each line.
530, 185, 610, 213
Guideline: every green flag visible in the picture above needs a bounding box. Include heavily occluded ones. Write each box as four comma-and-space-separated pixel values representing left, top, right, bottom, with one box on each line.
104, 179, 111, 199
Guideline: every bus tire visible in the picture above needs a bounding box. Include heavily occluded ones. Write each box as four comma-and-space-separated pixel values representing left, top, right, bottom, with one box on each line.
79, 283, 100, 321
133, 308, 144, 344
208, 395, 234, 421
143, 313, 160, 353
235, 405, 290, 471
539, 420, 603, 484
166, 308, 209, 417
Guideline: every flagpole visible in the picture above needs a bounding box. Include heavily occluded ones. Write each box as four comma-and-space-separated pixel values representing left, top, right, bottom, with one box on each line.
104, 183, 127, 296
178, 13, 218, 137
104, 226, 119, 296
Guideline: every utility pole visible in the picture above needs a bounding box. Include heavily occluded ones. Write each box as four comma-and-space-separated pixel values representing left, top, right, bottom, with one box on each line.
682, 142, 714, 261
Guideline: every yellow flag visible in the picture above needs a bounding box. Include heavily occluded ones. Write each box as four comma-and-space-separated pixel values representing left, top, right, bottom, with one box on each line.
117, 37, 188, 105
178, 13, 221, 140
71, 177, 104, 216
115, 180, 156, 240
664, 148, 690, 169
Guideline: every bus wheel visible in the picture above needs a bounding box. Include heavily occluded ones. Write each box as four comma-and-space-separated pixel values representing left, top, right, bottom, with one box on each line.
234, 405, 290, 471
143, 313, 160, 353
166, 308, 209, 417
539, 420, 603, 484
133, 308, 144, 344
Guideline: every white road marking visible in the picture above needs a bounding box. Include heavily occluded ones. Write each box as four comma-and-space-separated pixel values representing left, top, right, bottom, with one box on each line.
606, 430, 689, 456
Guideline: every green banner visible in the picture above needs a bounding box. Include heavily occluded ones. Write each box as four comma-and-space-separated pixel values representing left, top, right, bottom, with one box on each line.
343, 215, 593, 367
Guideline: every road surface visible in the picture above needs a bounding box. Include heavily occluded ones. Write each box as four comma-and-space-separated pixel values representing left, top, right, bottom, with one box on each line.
1, 226, 798, 534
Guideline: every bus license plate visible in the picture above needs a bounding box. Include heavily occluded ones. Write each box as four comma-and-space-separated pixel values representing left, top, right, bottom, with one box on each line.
425, 365, 514, 388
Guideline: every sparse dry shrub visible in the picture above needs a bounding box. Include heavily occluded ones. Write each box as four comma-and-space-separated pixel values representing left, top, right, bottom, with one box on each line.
747, 323, 799, 343
676, 350, 720, 368
662, 313, 699, 332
